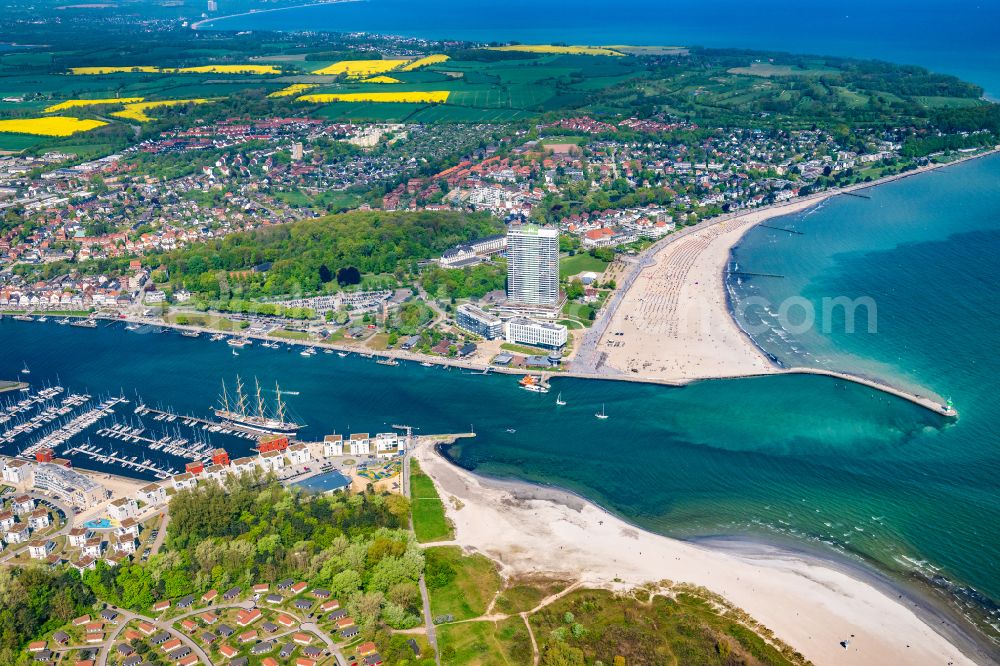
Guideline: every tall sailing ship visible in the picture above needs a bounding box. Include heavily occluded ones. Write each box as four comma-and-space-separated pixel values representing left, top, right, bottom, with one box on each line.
215, 376, 302, 436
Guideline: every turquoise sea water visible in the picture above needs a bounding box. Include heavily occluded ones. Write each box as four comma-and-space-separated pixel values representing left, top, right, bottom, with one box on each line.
201, 0, 1000, 96
3, 156, 1000, 648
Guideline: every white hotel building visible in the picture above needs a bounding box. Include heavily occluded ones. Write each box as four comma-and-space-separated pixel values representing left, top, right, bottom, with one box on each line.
506, 224, 559, 308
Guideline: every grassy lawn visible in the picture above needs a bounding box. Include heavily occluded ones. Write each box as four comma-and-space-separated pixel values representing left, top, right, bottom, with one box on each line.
366, 332, 390, 350
425, 546, 502, 622
494, 578, 568, 614
437, 617, 532, 665
561, 302, 596, 327
269, 328, 313, 340
529, 588, 802, 666
410, 460, 454, 543
499, 342, 551, 356
166, 312, 241, 331
559, 253, 609, 279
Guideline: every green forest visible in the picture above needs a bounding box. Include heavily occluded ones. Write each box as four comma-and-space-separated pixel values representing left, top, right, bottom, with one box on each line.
153, 210, 503, 300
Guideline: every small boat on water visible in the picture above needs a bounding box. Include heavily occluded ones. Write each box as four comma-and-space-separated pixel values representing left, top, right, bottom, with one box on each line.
210, 333, 225, 342
519, 375, 549, 393
420, 362, 434, 367
36, 316, 48, 322
58, 318, 70, 325
337, 352, 349, 358
181, 330, 200, 338
376, 358, 399, 366
595, 404, 609, 420
300, 347, 317, 357
227, 337, 249, 348
506, 428, 517, 433
556, 392, 566, 406
323, 349, 333, 354
71, 318, 97, 328
20, 362, 30, 374
125, 323, 140, 331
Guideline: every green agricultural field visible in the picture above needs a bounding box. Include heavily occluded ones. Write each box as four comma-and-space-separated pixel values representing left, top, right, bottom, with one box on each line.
410, 459, 454, 543
0, 132, 45, 151
424, 546, 502, 621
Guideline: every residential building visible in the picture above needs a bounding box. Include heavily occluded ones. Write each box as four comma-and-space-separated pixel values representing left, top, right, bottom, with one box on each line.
33, 463, 105, 507
108, 496, 138, 521
136, 482, 166, 505
28, 508, 50, 530
2, 458, 31, 485
455, 303, 503, 339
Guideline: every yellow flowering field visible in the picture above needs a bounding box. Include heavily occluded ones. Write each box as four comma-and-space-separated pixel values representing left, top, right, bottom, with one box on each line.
0, 116, 107, 136
111, 99, 210, 122
486, 45, 624, 57
44, 97, 144, 113
311, 59, 409, 77
298, 91, 450, 103
70, 66, 160, 74
69, 65, 279, 75
400, 54, 450, 71
268, 83, 319, 98
173, 65, 280, 74
361, 76, 402, 84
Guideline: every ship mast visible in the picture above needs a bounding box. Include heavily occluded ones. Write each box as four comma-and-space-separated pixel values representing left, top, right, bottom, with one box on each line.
255, 378, 266, 419
219, 379, 230, 413
274, 382, 286, 423
234, 375, 248, 417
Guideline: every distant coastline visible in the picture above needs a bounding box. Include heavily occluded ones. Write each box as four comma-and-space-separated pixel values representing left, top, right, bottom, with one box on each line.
190, 0, 359, 31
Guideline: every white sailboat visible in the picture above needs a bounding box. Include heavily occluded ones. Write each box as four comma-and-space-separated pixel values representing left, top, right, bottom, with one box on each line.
20, 362, 30, 374
556, 392, 566, 406
595, 404, 609, 420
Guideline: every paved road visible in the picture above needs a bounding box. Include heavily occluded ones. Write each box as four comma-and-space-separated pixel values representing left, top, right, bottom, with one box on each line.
404, 444, 440, 666
96, 607, 213, 666
147, 511, 169, 556
419, 575, 439, 666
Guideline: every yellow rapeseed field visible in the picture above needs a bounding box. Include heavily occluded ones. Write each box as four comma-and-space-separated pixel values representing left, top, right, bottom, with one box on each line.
69, 65, 280, 75
361, 76, 402, 84
174, 65, 280, 74
298, 91, 450, 104
44, 97, 144, 113
400, 54, 450, 71
268, 83, 319, 98
486, 45, 624, 57
69, 66, 160, 74
110, 99, 210, 122
311, 59, 409, 77
0, 116, 108, 136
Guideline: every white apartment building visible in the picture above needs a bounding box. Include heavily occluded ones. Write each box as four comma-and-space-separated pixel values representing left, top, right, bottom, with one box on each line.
505, 317, 568, 349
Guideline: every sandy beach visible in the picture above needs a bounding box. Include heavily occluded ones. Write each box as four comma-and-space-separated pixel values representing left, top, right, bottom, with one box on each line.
584, 151, 996, 412
414, 444, 985, 665
595, 197, 824, 381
